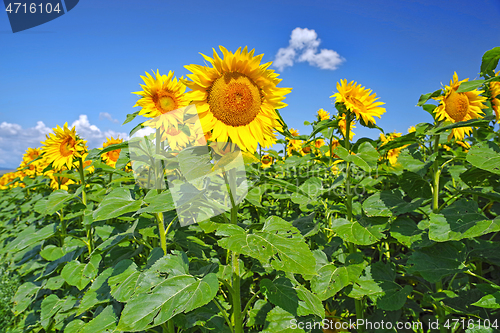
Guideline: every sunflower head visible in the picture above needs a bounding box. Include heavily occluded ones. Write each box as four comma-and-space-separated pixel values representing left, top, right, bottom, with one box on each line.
19, 147, 45, 177
261, 155, 273, 168
380, 132, 405, 166
331, 79, 386, 126
41, 123, 87, 171
317, 109, 330, 121
301, 145, 312, 155
45, 167, 75, 190
133, 70, 189, 123
489, 71, 500, 122
315, 138, 325, 148
184, 46, 292, 153
433, 72, 487, 140
101, 136, 124, 168
408, 126, 416, 133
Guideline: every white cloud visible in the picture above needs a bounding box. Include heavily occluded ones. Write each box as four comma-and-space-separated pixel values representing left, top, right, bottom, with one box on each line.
99, 112, 119, 124
131, 126, 155, 139
0, 121, 52, 169
274, 27, 345, 71
0, 115, 128, 169
71, 115, 128, 149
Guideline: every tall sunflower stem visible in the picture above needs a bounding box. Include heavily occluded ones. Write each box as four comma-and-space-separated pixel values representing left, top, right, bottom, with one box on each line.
154, 128, 168, 256
230, 205, 243, 333
78, 158, 92, 255
432, 136, 448, 332
341, 110, 365, 329
432, 135, 441, 214
58, 210, 66, 246
222, 169, 243, 333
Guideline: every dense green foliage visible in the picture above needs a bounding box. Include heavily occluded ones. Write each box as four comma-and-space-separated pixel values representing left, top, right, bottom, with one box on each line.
1, 47, 500, 333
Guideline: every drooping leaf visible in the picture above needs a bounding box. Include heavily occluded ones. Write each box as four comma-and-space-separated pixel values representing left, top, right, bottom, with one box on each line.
406, 242, 467, 283
61, 260, 92, 291
81, 305, 118, 333
456, 80, 486, 93
12, 282, 40, 315
467, 141, 500, 175
362, 190, 422, 217
390, 217, 425, 247
311, 259, 365, 300
480, 46, 500, 75
108, 259, 141, 303
429, 199, 500, 242
217, 216, 317, 276
93, 188, 143, 221
417, 89, 442, 106
117, 273, 218, 331
399, 172, 432, 199
471, 291, 500, 309
330, 217, 387, 245
261, 306, 305, 333
138, 189, 176, 214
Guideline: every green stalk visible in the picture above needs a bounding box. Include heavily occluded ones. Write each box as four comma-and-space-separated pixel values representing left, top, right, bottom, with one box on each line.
342, 110, 364, 329
432, 135, 440, 214
78, 158, 93, 255
58, 210, 66, 246
154, 128, 172, 330
154, 128, 168, 256
222, 168, 243, 333
432, 135, 448, 333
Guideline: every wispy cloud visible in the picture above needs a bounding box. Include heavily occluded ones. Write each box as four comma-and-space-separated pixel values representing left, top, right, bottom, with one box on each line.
274, 27, 345, 71
0, 115, 128, 169
99, 112, 119, 124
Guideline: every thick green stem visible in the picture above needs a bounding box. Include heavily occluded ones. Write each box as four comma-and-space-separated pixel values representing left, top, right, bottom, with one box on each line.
167, 320, 174, 333
58, 210, 66, 246
432, 135, 440, 214
153, 128, 168, 255
341, 110, 364, 328
156, 213, 167, 255
230, 204, 243, 333
432, 136, 448, 332
78, 158, 92, 255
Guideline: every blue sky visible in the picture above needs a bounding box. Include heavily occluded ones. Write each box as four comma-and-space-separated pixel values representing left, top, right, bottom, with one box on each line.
1, 0, 500, 168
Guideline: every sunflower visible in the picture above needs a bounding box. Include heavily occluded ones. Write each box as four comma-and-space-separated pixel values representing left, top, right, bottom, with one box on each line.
380, 132, 405, 166
301, 144, 312, 155
489, 71, 500, 122
19, 147, 44, 177
286, 129, 303, 156
133, 70, 189, 126
183, 46, 292, 153
0, 172, 23, 190
101, 136, 124, 168
315, 138, 325, 148
41, 123, 87, 170
338, 114, 356, 140
408, 126, 416, 133
331, 79, 386, 125
45, 167, 75, 190
433, 72, 487, 140
317, 109, 330, 121
261, 155, 273, 168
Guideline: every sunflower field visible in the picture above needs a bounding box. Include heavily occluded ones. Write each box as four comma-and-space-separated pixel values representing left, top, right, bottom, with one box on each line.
1, 46, 500, 333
